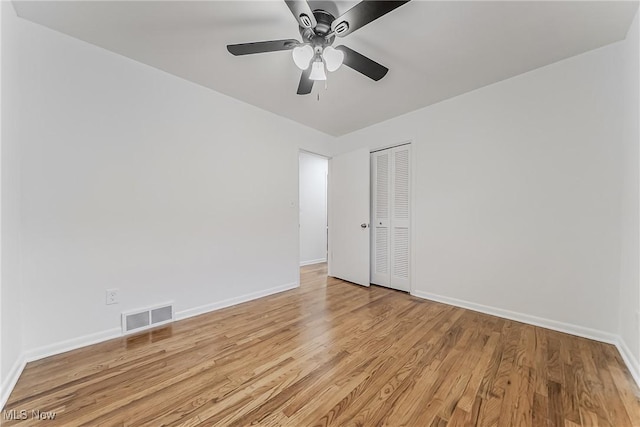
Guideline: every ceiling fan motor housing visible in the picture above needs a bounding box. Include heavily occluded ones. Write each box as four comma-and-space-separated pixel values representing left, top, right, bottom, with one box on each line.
299, 9, 336, 48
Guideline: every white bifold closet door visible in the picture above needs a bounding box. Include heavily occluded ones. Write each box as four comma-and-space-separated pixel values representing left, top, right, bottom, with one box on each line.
371, 145, 410, 291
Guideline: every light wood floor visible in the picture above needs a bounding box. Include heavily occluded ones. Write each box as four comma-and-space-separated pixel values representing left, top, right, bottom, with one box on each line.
4, 263, 640, 426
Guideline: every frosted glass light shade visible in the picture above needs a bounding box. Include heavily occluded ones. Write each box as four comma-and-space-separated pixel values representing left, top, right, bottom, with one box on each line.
309, 60, 327, 81
292, 45, 314, 70
322, 46, 344, 72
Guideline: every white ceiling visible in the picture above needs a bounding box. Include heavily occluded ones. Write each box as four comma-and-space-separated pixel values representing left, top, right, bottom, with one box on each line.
12, 1, 639, 136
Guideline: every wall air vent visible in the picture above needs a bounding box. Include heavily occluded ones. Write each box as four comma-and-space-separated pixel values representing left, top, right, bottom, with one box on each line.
121, 303, 174, 335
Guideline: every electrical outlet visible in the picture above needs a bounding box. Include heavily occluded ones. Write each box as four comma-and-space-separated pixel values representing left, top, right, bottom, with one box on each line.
106, 288, 119, 305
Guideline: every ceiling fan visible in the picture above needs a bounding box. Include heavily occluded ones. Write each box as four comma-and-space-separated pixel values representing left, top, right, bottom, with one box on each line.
227, 1, 410, 95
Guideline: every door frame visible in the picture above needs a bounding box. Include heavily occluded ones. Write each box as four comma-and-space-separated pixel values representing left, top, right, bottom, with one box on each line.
370, 141, 414, 293
297, 149, 330, 273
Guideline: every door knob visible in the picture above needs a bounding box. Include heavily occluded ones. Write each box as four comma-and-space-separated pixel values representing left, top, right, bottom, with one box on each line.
361, 223, 368, 228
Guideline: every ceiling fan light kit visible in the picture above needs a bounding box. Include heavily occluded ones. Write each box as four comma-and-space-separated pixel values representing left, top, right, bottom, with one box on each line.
323, 46, 344, 72
292, 44, 314, 70
227, 0, 410, 95
309, 59, 327, 81
292, 44, 343, 80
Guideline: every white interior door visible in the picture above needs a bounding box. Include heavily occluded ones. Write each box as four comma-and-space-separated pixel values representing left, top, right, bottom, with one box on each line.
328, 148, 370, 286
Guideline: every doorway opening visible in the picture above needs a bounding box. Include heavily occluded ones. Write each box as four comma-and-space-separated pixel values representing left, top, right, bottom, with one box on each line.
299, 151, 328, 267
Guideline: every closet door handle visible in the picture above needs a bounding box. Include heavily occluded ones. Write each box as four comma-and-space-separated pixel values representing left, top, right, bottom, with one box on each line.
361, 223, 368, 228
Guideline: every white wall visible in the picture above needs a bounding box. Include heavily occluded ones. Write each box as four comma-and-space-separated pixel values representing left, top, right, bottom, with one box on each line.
299, 152, 327, 266
619, 10, 640, 377
1, 1, 25, 404
332, 39, 627, 339
4, 8, 331, 364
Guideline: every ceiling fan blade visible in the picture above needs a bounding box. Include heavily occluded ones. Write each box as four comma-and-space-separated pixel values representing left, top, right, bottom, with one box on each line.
227, 39, 299, 56
331, 1, 410, 37
297, 67, 314, 95
284, 1, 317, 29
335, 46, 388, 81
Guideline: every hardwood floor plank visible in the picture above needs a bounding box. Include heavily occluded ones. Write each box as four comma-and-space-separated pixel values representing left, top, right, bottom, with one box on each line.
457, 331, 501, 412
547, 334, 564, 385
534, 328, 549, 397
532, 392, 549, 427
509, 365, 535, 427
561, 345, 582, 424
548, 381, 565, 427
3, 263, 639, 426
447, 406, 471, 427
607, 362, 640, 426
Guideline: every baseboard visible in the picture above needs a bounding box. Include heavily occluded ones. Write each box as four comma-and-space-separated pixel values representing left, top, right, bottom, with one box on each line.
1, 353, 27, 410
411, 290, 618, 344
411, 290, 640, 388
615, 337, 640, 388
2, 327, 121, 410
176, 282, 299, 321
3, 283, 637, 410
299, 258, 327, 267
0, 281, 300, 410
23, 327, 122, 364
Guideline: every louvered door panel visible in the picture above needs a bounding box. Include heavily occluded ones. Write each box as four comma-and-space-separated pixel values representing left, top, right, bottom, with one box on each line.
394, 148, 410, 223
393, 228, 409, 279
390, 145, 410, 291
375, 228, 389, 275
376, 153, 389, 222
371, 151, 391, 286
